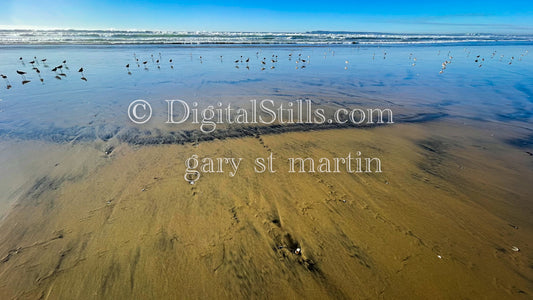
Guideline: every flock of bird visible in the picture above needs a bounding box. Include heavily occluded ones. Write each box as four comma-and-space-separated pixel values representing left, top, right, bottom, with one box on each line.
441, 49, 528, 74
0, 57, 87, 90
123, 47, 529, 77
1, 48, 529, 90
123, 51, 313, 74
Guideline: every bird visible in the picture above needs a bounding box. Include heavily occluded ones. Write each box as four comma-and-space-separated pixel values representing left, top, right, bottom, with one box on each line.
1, 74, 11, 88
16, 70, 27, 80
78, 67, 86, 80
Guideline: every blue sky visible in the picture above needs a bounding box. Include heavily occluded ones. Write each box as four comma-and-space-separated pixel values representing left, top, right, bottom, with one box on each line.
0, 0, 531, 33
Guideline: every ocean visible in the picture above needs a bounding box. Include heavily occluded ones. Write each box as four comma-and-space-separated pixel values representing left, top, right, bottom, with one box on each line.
1, 29, 532, 45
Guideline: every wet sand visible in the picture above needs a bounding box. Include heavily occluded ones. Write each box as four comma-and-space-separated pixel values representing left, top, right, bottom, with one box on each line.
0, 43, 532, 299
0, 119, 532, 299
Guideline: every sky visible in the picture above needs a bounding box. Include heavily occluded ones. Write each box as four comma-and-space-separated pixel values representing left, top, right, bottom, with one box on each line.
0, 0, 531, 33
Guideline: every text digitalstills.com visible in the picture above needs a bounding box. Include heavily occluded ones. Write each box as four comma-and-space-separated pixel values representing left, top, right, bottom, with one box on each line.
128, 99, 394, 132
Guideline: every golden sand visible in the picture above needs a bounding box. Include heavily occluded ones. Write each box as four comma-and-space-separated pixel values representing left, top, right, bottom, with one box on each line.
0, 121, 532, 299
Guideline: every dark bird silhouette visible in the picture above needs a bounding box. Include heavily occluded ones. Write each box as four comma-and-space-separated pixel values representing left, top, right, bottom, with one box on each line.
16, 70, 27, 80
41, 59, 47, 62
78, 67, 86, 80
55, 75, 62, 80
22, 80, 30, 85
1, 74, 11, 89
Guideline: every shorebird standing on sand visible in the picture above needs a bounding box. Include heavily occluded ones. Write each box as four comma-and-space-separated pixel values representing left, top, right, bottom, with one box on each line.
16, 70, 27, 80
78, 67, 87, 81
1, 74, 12, 89
17, 70, 30, 85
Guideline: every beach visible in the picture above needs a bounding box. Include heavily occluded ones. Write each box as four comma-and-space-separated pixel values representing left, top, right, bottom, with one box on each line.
0, 38, 532, 298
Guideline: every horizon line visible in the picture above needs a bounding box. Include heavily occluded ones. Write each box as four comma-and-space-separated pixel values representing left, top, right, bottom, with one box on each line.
0, 26, 532, 35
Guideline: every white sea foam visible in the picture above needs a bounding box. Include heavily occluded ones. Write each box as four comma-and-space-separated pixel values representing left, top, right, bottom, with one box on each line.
0, 30, 531, 45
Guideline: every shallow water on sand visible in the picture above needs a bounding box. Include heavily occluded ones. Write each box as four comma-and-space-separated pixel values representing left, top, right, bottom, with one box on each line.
0, 44, 531, 142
